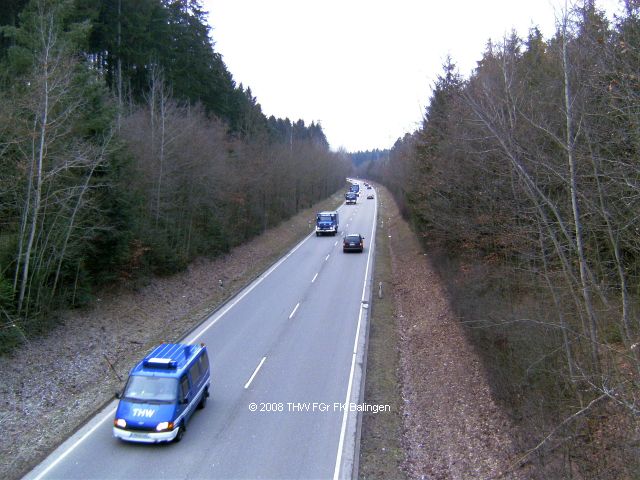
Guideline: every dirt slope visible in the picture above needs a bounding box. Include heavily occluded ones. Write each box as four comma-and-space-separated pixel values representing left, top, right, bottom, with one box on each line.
385, 190, 524, 479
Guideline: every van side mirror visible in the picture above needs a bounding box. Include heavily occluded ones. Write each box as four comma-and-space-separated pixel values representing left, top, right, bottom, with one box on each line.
115, 391, 122, 399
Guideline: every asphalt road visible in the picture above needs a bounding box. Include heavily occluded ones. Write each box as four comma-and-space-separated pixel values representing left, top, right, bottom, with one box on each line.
25, 182, 377, 480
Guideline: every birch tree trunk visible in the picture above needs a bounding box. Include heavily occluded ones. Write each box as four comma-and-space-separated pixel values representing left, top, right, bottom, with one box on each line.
561, 16, 601, 372
17, 8, 54, 315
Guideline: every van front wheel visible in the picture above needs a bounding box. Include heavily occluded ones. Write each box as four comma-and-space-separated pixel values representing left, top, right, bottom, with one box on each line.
198, 392, 207, 409
174, 424, 185, 442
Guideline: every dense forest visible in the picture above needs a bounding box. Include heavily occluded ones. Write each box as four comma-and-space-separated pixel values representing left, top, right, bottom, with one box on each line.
0, 0, 349, 351
359, 1, 640, 477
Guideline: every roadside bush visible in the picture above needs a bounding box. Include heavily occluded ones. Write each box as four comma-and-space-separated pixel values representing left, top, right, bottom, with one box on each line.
430, 249, 640, 478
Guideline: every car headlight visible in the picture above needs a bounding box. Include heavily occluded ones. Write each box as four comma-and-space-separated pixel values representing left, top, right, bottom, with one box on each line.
114, 418, 126, 428
156, 421, 174, 432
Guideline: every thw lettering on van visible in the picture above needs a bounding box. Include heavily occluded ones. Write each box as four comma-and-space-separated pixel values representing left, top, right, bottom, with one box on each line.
133, 408, 156, 418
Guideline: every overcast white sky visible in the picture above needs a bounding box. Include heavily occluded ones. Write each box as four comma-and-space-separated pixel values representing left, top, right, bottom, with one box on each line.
202, 0, 624, 152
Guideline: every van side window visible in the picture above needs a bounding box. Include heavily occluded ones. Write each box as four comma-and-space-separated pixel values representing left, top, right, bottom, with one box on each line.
180, 376, 190, 401
199, 352, 209, 374
190, 361, 201, 385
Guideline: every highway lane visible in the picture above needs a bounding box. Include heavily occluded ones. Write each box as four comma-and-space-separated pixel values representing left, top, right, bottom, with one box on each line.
25, 183, 377, 480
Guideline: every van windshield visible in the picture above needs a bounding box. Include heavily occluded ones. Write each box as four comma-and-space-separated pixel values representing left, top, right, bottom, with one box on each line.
318, 215, 333, 222
123, 376, 178, 403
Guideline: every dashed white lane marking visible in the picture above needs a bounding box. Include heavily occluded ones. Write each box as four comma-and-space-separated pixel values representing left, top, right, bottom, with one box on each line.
244, 357, 267, 389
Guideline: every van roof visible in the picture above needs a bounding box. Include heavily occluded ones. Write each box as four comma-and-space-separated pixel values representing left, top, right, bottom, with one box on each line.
131, 343, 204, 377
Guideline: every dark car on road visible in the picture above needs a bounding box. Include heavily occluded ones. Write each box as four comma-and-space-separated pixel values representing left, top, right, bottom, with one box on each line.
367, 194, 374, 199
343, 233, 364, 253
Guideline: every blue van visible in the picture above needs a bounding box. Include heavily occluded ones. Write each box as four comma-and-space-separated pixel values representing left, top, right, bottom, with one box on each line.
113, 343, 210, 443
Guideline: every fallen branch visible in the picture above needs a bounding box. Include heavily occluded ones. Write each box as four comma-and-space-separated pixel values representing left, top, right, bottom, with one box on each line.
103, 353, 123, 383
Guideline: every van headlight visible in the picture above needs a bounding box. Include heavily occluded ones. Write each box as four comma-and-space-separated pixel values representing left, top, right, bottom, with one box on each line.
156, 421, 174, 432
114, 418, 126, 428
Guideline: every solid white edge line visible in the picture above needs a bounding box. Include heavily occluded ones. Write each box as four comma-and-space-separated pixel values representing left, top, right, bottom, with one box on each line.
289, 302, 300, 319
333, 306, 362, 480
333, 196, 377, 480
312, 273, 319, 283
244, 356, 267, 389
31, 405, 116, 480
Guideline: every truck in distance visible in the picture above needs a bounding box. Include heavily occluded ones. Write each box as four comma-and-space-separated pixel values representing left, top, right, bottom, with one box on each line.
345, 191, 357, 205
316, 211, 339, 236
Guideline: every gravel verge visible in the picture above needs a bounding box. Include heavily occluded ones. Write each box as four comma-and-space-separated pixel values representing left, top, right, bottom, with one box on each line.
358, 189, 407, 479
